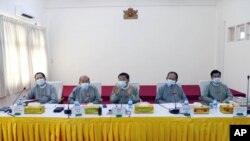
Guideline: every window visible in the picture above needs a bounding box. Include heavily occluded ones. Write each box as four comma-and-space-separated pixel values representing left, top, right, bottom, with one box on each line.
236, 24, 245, 41
247, 22, 250, 40
228, 26, 235, 42
228, 22, 250, 42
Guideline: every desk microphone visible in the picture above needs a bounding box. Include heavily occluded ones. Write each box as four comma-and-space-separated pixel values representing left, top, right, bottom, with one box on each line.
98, 106, 102, 116
3, 87, 26, 114
12, 87, 26, 105
169, 89, 180, 114
64, 101, 72, 118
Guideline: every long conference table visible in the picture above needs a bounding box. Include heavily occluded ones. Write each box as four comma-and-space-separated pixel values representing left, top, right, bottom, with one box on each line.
0, 103, 250, 141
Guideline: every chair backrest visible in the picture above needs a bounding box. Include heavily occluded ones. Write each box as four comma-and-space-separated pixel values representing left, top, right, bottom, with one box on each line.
129, 83, 140, 92
156, 82, 182, 93
46, 81, 63, 99
198, 80, 211, 95
91, 82, 102, 96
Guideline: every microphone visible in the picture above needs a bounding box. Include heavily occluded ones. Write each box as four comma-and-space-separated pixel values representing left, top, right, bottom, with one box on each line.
3, 87, 26, 114
64, 101, 72, 118
12, 87, 26, 105
247, 75, 250, 114
169, 90, 180, 114
98, 106, 102, 116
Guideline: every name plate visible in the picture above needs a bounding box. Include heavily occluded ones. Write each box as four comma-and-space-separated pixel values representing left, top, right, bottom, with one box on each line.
12, 105, 24, 116
180, 106, 192, 114
72, 106, 83, 117
111, 107, 126, 116
233, 107, 247, 117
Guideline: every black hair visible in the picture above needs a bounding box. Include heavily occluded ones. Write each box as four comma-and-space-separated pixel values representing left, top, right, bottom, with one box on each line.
167, 71, 178, 81
118, 72, 130, 81
34, 72, 46, 80
210, 70, 221, 77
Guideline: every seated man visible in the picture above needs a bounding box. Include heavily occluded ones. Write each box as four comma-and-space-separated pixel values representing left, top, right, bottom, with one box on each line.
110, 72, 141, 104
201, 70, 233, 105
155, 71, 187, 103
68, 75, 101, 104
26, 72, 58, 104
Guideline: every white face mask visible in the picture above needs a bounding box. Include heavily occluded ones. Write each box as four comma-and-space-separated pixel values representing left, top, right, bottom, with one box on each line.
80, 83, 90, 90
36, 78, 45, 86
212, 78, 221, 85
166, 79, 176, 87
118, 81, 127, 88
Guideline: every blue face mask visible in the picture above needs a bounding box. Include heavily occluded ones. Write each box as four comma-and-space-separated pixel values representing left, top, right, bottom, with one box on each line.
36, 78, 45, 86
166, 79, 176, 87
80, 83, 90, 90
212, 78, 221, 85
118, 81, 127, 88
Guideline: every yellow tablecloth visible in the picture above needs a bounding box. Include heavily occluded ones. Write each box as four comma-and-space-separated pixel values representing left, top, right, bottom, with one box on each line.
0, 117, 250, 141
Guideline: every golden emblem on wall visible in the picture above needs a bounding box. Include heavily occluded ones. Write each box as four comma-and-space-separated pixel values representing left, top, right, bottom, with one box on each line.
123, 8, 138, 19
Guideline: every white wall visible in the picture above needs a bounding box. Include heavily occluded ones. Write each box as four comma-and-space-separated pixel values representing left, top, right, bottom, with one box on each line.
0, 0, 45, 26
216, 0, 250, 93
46, 0, 217, 85
1, 0, 249, 91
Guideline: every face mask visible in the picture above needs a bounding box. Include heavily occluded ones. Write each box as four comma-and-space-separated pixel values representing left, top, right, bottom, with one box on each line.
36, 78, 45, 86
166, 79, 176, 87
118, 81, 127, 88
80, 83, 90, 90
212, 78, 221, 85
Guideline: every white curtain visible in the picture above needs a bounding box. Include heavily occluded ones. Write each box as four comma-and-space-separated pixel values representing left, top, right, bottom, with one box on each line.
0, 15, 48, 98
28, 28, 48, 78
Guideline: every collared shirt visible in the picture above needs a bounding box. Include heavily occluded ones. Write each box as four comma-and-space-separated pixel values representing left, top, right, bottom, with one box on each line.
110, 84, 141, 104
26, 83, 58, 104
155, 84, 187, 103
201, 82, 233, 105
68, 85, 101, 104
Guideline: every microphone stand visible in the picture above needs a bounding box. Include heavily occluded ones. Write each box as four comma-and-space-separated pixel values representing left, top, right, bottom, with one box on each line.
4, 87, 26, 117
4, 87, 26, 113
12, 87, 26, 105
169, 90, 180, 114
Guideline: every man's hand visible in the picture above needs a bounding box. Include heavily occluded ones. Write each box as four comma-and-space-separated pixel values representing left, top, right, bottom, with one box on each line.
127, 86, 132, 96
113, 86, 120, 95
